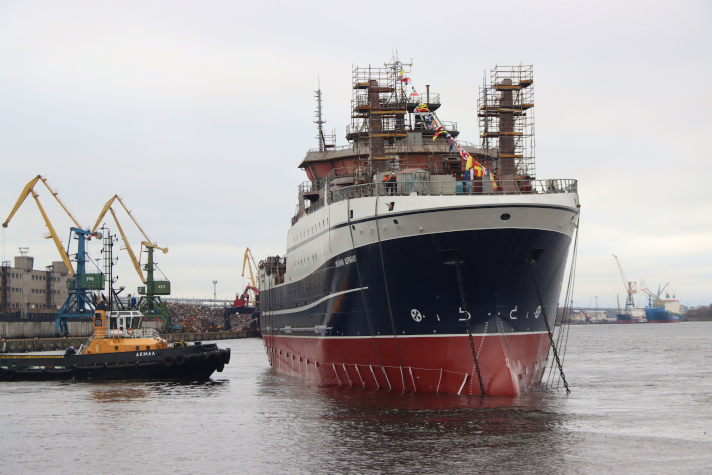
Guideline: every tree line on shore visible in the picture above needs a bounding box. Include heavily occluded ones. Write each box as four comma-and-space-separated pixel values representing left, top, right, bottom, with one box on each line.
686, 304, 712, 321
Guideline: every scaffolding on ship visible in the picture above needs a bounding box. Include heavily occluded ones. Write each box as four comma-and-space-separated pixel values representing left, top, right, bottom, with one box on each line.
478, 65, 536, 186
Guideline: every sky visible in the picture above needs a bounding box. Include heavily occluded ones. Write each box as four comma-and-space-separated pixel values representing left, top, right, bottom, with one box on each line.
0, 0, 710, 308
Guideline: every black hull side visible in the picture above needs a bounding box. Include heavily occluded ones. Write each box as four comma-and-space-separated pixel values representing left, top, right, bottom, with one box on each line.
0, 344, 230, 382
261, 228, 571, 338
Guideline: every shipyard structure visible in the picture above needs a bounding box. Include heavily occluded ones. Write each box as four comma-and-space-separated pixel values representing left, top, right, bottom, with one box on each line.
258, 60, 578, 396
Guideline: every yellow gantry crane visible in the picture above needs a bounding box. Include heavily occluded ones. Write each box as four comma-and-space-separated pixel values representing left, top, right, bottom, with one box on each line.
242, 247, 258, 288
92, 195, 171, 331
4, 175, 103, 333
239, 247, 259, 306
92, 195, 168, 284
3, 175, 82, 276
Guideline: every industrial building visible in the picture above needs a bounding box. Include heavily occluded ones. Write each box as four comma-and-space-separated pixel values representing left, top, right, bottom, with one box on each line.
0, 253, 72, 317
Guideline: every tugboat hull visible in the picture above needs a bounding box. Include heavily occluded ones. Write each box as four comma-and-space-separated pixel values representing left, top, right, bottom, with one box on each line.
0, 344, 230, 382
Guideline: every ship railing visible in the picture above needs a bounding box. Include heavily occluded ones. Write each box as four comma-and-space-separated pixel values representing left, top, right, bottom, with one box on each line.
353, 95, 409, 110
87, 327, 162, 340
327, 179, 577, 204
128, 328, 162, 339
407, 93, 441, 106
307, 144, 352, 153
298, 181, 313, 194
414, 120, 458, 133
305, 198, 325, 216
298, 167, 357, 196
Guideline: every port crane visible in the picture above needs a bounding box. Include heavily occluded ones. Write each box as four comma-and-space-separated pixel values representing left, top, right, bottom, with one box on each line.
612, 254, 637, 314
92, 195, 172, 332
241, 247, 259, 305
3, 175, 104, 334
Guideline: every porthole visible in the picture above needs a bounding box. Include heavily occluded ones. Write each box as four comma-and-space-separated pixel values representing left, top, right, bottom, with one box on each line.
501, 213, 511, 220
393, 219, 399, 225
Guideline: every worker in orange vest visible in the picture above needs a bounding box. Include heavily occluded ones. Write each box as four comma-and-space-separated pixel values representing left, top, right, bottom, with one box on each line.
382, 173, 391, 195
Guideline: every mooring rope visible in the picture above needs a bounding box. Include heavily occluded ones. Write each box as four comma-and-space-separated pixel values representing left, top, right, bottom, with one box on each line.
552, 219, 579, 388
454, 262, 485, 395
528, 258, 570, 394
373, 194, 407, 389
347, 198, 386, 377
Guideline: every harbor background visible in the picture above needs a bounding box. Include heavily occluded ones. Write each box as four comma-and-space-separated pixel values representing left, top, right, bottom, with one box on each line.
2, 323, 710, 474
0, 0, 710, 310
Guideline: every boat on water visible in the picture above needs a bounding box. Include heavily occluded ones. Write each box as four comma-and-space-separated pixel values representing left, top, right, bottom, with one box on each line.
644, 306, 683, 323
640, 283, 684, 323
616, 313, 637, 324
258, 60, 579, 396
0, 302, 230, 381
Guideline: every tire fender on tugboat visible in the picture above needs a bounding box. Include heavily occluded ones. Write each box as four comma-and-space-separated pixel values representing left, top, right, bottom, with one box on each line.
163, 355, 175, 367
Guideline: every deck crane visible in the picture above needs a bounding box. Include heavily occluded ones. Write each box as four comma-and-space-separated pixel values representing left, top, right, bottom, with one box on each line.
92, 196, 172, 332
612, 254, 637, 314
639, 279, 669, 308
3, 175, 104, 334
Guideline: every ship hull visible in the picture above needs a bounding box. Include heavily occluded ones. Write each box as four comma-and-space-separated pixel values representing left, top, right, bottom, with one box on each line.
265, 332, 551, 396
261, 194, 578, 396
644, 307, 683, 323
0, 344, 230, 381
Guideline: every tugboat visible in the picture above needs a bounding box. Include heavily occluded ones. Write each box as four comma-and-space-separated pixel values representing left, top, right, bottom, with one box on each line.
0, 301, 231, 381
0, 175, 231, 382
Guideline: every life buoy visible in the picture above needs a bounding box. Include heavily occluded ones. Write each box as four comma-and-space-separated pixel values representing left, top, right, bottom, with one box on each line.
163, 355, 175, 367
126, 328, 134, 336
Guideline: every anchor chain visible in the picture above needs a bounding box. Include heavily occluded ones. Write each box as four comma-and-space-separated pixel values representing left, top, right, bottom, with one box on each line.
455, 263, 485, 395
527, 258, 571, 394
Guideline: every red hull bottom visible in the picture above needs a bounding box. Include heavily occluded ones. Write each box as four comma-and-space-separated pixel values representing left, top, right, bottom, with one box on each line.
263, 332, 551, 397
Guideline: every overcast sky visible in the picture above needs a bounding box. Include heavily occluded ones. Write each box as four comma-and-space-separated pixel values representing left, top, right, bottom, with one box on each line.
1, 1, 710, 308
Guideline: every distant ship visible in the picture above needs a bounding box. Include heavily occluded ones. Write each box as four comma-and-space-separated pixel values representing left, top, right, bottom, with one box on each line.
258, 59, 579, 396
616, 313, 636, 324
641, 283, 684, 323
644, 307, 683, 323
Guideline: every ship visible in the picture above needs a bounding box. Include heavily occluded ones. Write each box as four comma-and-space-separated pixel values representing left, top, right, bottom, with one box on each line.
616, 313, 637, 324
644, 307, 684, 323
258, 60, 579, 396
640, 282, 684, 323
0, 301, 231, 381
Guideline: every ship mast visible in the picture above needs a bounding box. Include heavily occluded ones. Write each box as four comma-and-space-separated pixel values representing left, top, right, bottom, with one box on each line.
314, 78, 326, 152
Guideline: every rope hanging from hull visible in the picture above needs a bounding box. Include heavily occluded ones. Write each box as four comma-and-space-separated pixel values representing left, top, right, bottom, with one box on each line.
454, 262, 486, 395
528, 258, 571, 394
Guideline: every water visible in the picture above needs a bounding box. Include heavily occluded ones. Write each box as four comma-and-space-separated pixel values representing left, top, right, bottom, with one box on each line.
1, 323, 711, 474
